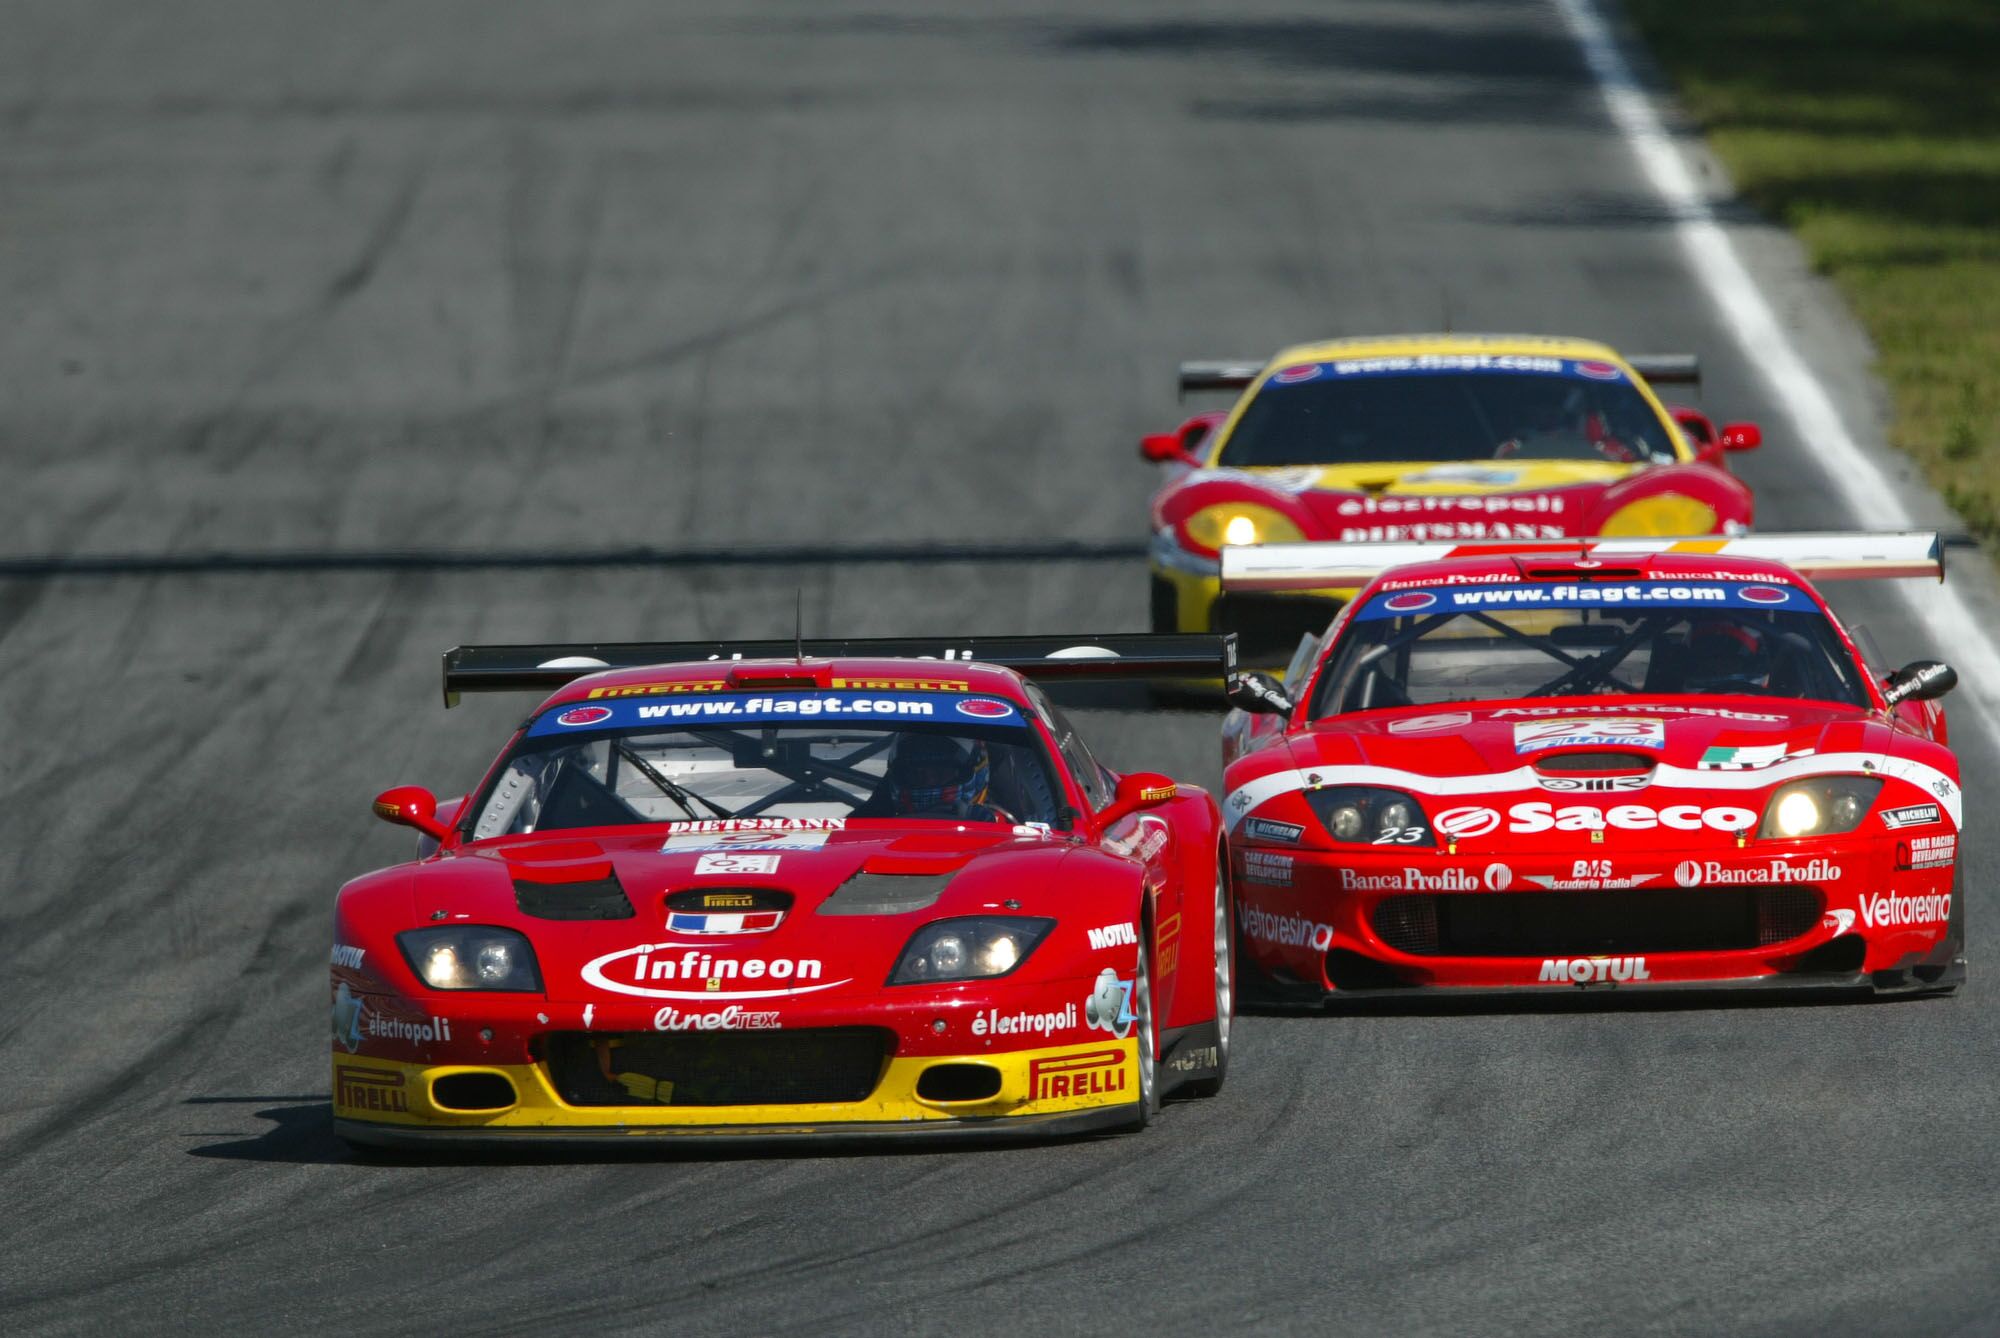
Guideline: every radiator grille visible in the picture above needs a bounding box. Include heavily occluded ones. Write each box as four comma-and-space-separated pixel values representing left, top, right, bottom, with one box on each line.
1371, 887, 1824, 957
547, 1028, 892, 1107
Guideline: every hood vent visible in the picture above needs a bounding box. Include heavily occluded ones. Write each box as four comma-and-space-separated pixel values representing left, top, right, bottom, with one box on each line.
818, 871, 954, 916
514, 874, 634, 921
1532, 751, 1656, 774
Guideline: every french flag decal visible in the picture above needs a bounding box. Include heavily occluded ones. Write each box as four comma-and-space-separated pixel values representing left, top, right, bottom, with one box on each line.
667, 910, 785, 935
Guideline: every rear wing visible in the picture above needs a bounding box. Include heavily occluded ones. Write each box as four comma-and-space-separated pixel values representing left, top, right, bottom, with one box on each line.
1220, 532, 1944, 592
1178, 352, 1699, 398
441, 634, 1236, 708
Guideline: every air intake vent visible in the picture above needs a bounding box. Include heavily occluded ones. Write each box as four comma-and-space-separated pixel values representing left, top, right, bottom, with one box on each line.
1532, 751, 1657, 774
818, 871, 953, 916
514, 874, 634, 920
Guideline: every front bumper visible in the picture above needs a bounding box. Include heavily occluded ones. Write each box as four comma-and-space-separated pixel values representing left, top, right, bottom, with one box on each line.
1233, 838, 1963, 998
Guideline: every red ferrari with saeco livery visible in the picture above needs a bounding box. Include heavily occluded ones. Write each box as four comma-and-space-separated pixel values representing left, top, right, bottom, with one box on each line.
1216, 532, 1965, 998
331, 634, 1236, 1149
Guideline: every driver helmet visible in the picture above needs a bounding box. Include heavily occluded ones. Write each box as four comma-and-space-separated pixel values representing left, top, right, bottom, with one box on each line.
889, 735, 991, 816
1685, 619, 1772, 693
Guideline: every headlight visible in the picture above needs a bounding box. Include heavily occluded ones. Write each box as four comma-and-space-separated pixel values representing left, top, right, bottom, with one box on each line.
397, 926, 544, 991
1179, 502, 1307, 556
1303, 786, 1434, 847
1598, 494, 1720, 536
888, 917, 1054, 985
1757, 777, 1882, 839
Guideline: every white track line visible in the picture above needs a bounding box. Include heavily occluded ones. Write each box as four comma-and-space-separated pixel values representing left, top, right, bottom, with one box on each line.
1555, 0, 2000, 736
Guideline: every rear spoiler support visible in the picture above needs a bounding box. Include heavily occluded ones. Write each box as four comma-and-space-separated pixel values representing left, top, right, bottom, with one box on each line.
442, 634, 1237, 708
1220, 532, 1944, 592
1626, 354, 1700, 386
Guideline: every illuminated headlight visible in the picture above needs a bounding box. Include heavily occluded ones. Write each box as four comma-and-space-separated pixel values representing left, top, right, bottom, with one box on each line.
1179, 502, 1307, 556
1303, 786, 1434, 847
1758, 777, 1881, 840
889, 917, 1053, 985
397, 927, 543, 991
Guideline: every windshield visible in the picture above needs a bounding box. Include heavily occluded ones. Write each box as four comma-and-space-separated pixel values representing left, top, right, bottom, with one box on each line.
467, 690, 1065, 840
1308, 579, 1868, 717
1218, 356, 1678, 468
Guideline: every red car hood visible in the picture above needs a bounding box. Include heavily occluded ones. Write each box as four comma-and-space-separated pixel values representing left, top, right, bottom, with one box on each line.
408, 822, 1076, 1004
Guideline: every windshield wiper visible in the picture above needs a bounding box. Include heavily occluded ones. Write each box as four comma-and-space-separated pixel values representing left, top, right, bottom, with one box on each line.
614, 743, 735, 820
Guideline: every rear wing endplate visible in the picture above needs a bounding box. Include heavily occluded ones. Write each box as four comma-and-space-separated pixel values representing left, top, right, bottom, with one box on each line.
1626, 354, 1700, 385
1220, 532, 1944, 592
441, 634, 1236, 708
1178, 360, 1264, 399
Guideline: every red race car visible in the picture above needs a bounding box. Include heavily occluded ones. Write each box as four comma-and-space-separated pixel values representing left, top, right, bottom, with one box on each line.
1143, 334, 1763, 667
1216, 532, 1964, 999
332, 635, 1236, 1149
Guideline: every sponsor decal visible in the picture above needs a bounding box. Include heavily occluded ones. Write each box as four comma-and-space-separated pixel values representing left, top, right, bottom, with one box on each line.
1084, 969, 1136, 1039
1697, 744, 1796, 771
1823, 909, 1856, 934
531, 693, 1029, 738
583, 1003, 595, 1029
582, 944, 846, 1000
1859, 889, 1951, 928
1087, 922, 1138, 951
1495, 704, 1787, 722
1574, 359, 1623, 381
663, 830, 832, 853
1028, 1048, 1129, 1101
1339, 522, 1568, 543
1400, 465, 1525, 486
331, 944, 366, 970
1523, 862, 1659, 890
1339, 866, 1482, 893
1674, 858, 1840, 888
1167, 1045, 1220, 1074
693, 852, 781, 876
1243, 850, 1295, 886
1238, 903, 1334, 951
829, 677, 974, 691
1507, 802, 1757, 835
1244, 818, 1305, 844
653, 1004, 781, 1031
1272, 363, 1324, 383
1137, 782, 1177, 803
1514, 718, 1666, 754
1328, 352, 1568, 377
972, 1004, 1078, 1039
1539, 956, 1651, 984
1738, 585, 1789, 605
1382, 591, 1438, 613
1359, 583, 1809, 623
332, 983, 365, 1053
665, 909, 786, 935
955, 697, 1018, 719
335, 1064, 409, 1113
667, 818, 845, 833
1435, 807, 1503, 838
556, 705, 614, 727
1898, 833, 1956, 871
1881, 804, 1942, 830
365, 1012, 453, 1046
1387, 711, 1472, 735
586, 679, 730, 699
1484, 862, 1513, 891
1537, 774, 1652, 793
1335, 493, 1569, 518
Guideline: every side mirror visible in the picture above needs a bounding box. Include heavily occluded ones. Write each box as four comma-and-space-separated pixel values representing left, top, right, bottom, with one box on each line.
1097, 771, 1180, 828
1140, 432, 1191, 463
1883, 660, 1956, 707
1719, 421, 1762, 451
1669, 406, 1716, 447
1226, 670, 1294, 716
373, 785, 453, 842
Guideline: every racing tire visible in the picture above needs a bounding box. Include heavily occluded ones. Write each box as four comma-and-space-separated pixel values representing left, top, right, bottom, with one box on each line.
1180, 855, 1231, 1099
1122, 924, 1162, 1131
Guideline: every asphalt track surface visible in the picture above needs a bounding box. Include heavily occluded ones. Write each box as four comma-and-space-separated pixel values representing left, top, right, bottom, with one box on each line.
4, 3, 1998, 1334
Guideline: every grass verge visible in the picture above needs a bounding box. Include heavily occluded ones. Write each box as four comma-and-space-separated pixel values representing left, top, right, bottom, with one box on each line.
1624, 0, 2000, 534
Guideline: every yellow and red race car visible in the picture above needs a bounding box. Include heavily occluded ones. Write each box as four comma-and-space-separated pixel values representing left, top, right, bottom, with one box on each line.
1144, 334, 1763, 666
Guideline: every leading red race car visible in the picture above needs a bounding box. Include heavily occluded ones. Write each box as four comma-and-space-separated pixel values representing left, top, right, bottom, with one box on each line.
332, 634, 1236, 1149
1216, 532, 1965, 999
